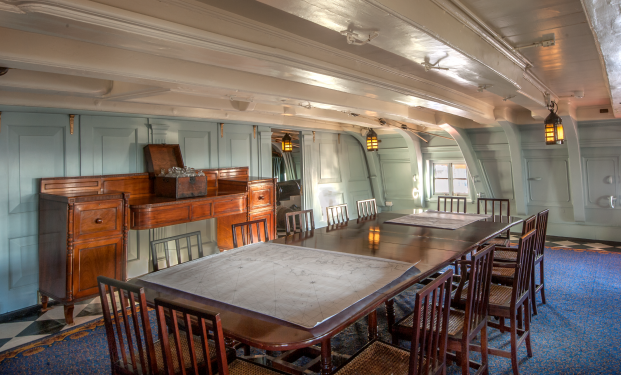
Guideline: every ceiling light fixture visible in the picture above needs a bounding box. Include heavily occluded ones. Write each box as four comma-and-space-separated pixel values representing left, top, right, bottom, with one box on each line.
281, 133, 293, 152
340, 30, 379, 46
366, 128, 379, 151
544, 101, 564, 145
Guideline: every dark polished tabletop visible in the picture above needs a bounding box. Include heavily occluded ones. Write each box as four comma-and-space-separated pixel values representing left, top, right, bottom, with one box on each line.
135, 212, 523, 351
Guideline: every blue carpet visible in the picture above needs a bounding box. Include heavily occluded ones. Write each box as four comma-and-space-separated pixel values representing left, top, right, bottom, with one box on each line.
1, 247, 620, 374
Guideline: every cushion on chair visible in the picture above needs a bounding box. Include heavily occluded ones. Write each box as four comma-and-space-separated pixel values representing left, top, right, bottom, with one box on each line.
334, 341, 410, 375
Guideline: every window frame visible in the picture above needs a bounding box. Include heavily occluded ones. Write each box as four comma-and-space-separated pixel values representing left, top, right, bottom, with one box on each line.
426, 159, 473, 201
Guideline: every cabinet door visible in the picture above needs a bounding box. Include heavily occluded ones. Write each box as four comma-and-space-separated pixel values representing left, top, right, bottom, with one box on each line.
249, 209, 275, 242
73, 237, 123, 299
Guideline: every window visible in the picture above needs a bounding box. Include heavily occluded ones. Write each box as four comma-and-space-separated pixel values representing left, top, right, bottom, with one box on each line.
433, 163, 469, 196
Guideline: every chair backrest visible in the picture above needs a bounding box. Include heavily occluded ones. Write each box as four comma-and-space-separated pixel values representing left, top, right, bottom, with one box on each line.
534, 209, 549, 258
155, 297, 229, 375
150, 231, 204, 272
356, 198, 378, 217
460, 244, 495, 340
232, 218, 269, 248
437, 196, 467, 213
285, 210, 315, 235
512, 229, 538, 305
522, 214, 537, 235
408, 269, 453, 375
326, 204, 349, 225
477, 198, 511, 238
98, 276, 157, 375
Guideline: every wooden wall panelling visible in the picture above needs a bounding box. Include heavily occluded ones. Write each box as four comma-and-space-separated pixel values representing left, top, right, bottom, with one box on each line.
526, 157, 572, 205
583, 157, 618, 208
218, 124, 257, 175
392, 129, 425, 208
80, 115, 148, 176
346, 131, 386, 207
378, 149, 414, 208
0, 112, 79, 313
257, 126, 273, 178
151, 119, 219, 169
479, 159, 515, 199
499, 121, 527, 215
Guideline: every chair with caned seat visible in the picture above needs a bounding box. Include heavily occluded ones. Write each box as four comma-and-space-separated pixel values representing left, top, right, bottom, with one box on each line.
326, 204, 349, 225
154, 297, 288, 375
284, 209, 315, 235
531, 209, 549, 315
493, 215, 536, 263
97, 276, 227, 375
150, 232, 204, 272
333, 270, 453, 375
356, 198, 378, 217
478, 198, 511, 247
458, 229, 537, 375
437, 196, 467, 213
392, 244, 495, 375
232, 219, 269, 248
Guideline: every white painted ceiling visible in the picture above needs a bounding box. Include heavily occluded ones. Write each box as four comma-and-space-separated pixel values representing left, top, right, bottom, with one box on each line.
0, 0, 617, 131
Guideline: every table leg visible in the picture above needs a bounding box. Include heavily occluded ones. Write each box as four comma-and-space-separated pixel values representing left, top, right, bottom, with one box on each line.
367, 310, 378, 341
385, 300, 396, 344
321, 339, 332, 375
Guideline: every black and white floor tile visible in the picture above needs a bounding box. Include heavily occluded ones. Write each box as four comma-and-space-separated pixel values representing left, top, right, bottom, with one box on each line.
0, 297, 104, 353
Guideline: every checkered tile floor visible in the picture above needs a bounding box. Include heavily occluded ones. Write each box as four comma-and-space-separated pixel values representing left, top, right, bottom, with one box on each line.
0, 297, 104, 353
1, 235, 621, 355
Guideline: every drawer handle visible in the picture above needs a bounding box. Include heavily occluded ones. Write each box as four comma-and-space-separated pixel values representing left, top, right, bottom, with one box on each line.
258, 196, 265, 200
95, 218, 103, 224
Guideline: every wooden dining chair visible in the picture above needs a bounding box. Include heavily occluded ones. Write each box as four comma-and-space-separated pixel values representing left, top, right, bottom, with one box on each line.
356, 198, 378, 217
437, 196, 467, 213
232, 219, 269, 248
326, 203, 349, 225
478, 198, 511, 246
285, 209, 315, 235
392, 244, 495, 375
493, 214, 536, 262
154, 297, 287, 375
531, 209, 549, 315
463, 229, 537, 375
97, 276, 223, 375
334, 269, 453, 375
150, 231, 204, 272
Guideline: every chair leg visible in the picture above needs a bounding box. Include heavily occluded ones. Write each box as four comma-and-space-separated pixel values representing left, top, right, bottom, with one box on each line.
531, 268, 538, 316
540, 259, 546, 304
510, 312, 520, 375
385, 300, 398, 345
460, 343, 469, 375
524, 299, 533, 358
481, 325, 489, 375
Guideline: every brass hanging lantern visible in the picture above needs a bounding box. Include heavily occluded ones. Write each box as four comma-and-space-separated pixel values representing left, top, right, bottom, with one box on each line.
366, 128, 379, 151
544, 102, 564, 145
281, 133, 293, 152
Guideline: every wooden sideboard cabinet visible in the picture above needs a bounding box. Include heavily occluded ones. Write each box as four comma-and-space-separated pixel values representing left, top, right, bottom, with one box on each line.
39, 191, 129, 325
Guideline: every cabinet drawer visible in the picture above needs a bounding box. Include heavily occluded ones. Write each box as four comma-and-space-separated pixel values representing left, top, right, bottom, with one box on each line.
74, 200, 123, 241
249, 209, 275, 241
73, 237, 123, 299
214, 196, 247, 216
249, 183, 274, 212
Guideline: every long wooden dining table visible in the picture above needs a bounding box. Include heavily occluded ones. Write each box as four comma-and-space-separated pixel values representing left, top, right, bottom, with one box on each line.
133, 212, 523, 375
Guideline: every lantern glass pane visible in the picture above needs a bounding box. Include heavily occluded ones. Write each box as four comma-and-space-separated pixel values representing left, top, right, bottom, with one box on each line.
556, 124, 564, 141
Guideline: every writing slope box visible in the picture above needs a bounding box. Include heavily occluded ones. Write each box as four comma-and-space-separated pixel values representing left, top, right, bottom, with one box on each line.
154, 175, 207, 199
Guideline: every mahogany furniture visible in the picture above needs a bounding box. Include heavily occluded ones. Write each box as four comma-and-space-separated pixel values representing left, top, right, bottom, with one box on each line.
356, 198, 378, 217
39, 160, 275, 324
154, 297, 287, 375
284, 209, 315, 235
145, 144, 208, 199
478, 198, 511, 246
470, 229, 537, 375
326, 203, 349, 225
333, 269, 453, 375
531, 209, 550, 315
232, 218, 269, 248
493, 215, 536, 262
393, 244, 495, 375
437, 196, 467, 213
150, 231, 203, 272
133, 212, 522, 375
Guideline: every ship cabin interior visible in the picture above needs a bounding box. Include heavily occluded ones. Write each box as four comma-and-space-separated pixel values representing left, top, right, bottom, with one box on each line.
0, 0, 620, 374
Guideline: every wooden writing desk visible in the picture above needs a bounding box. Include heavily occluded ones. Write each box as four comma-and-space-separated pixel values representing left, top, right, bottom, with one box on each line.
133, 212, 523, 375
38, 167, 276, 324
